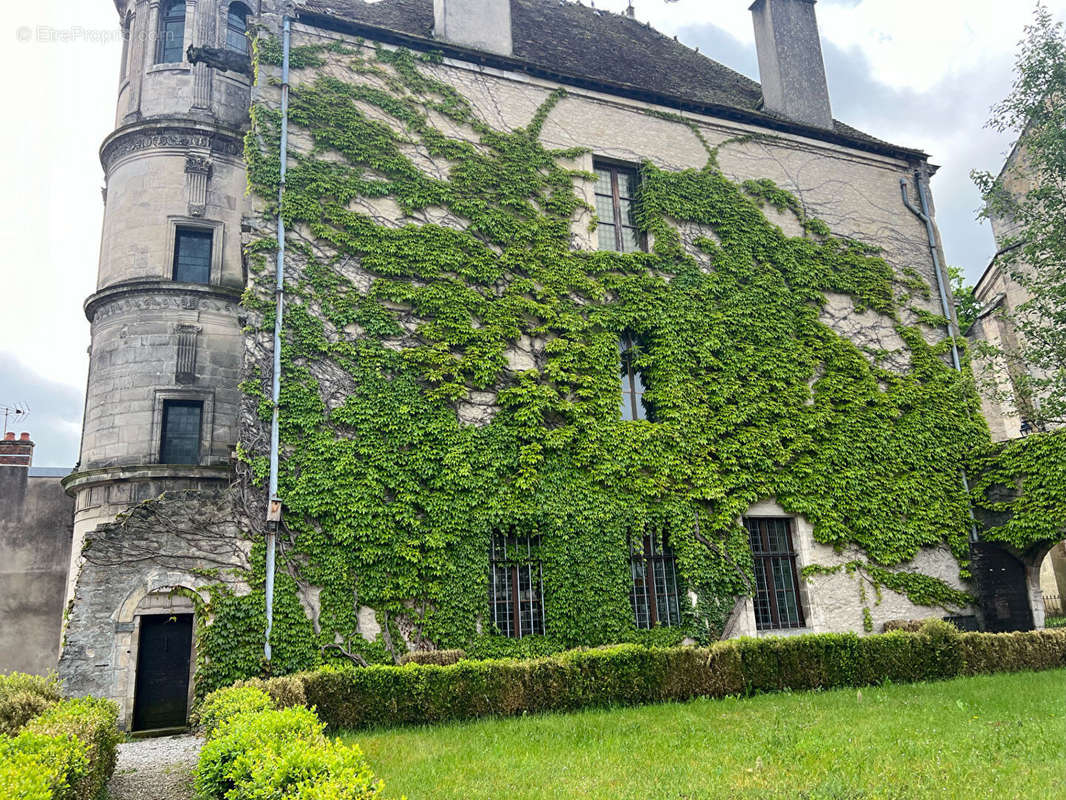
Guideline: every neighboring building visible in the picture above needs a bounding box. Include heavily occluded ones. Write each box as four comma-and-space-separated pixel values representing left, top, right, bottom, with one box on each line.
969, 138, 1066, 622
0, 433, 73, 676
52, 0, 1020, 730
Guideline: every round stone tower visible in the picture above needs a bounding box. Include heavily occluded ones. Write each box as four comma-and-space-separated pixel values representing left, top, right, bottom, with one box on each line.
62, 0, 261, 603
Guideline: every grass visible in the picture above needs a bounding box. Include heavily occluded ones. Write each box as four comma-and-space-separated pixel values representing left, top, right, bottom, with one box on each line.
343, 669, 1066, 800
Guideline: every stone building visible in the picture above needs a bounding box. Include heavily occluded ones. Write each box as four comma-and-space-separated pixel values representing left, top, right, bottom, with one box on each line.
54, 0, 1013, 730
0, 433, 73, 676
968, 137, 1066, 622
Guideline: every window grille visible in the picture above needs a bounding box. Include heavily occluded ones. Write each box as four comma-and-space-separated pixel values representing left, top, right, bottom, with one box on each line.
594, 162, 643, 253
173, 228, 213, 284
160, 400, 202, 465
157, 1, 186, 64
227, 4, 251, 55
489, 533, 544, 638
619, 332, 652, 421
630, 528, 681, 628
745, 517, 805, 630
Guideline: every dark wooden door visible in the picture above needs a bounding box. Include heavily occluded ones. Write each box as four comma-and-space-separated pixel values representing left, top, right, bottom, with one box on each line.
132, 614, 193, 731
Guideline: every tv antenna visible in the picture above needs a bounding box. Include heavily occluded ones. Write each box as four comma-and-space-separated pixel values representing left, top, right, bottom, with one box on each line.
0, 404, 29, 436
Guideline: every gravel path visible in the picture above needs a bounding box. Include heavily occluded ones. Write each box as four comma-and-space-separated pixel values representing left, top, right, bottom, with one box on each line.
108, 734, 202, 800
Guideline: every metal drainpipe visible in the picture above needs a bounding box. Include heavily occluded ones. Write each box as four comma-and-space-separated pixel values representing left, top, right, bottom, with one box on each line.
900, 173, 980, 544
264, 15, 292, 663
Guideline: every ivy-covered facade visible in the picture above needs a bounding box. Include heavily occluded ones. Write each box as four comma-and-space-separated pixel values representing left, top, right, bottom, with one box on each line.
57, 0, 1066, 728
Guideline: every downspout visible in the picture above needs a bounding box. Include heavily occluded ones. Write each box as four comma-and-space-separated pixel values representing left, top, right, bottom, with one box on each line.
265, 15, 292, 663
900, 173, 980, 544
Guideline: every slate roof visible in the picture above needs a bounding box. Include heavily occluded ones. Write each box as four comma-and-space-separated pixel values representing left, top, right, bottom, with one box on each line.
296, 0, 927, 160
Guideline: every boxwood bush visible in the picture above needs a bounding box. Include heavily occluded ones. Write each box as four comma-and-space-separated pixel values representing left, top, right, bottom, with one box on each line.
216, 623, 1066, 732
0, 695, 120, 800
0, 672, 62, 736
194, 687, 387, 800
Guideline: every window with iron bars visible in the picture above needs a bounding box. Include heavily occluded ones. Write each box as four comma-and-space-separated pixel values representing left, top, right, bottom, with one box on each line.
744, 517, 806, 630
489, 533, 544, 638
630, 529, 682, 628
594, 161, 644, 253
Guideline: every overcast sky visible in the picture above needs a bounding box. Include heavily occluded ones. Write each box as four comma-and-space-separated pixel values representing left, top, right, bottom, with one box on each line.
1, 0, 1062, 466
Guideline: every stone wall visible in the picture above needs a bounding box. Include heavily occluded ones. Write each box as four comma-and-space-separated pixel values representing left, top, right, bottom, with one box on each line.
0, 465, 74, 676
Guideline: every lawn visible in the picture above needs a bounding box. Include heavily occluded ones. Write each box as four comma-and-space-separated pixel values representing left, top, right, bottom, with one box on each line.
343, 669, 1066, 800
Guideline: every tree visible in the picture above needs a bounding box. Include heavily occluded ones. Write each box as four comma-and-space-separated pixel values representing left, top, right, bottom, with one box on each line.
972, 3, 1066, 427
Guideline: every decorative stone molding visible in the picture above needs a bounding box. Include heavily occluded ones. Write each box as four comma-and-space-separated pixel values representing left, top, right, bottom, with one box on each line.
185, 155, 213, 216
100, 123, 243, 173
175, 323, 201, 383
84, 280, 242, 323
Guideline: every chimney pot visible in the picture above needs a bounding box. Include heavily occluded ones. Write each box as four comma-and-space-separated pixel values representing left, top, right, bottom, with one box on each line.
434, 0, 513, 57
750, 0, 834, 130
19, 432, 30, 441
3, 432, 13, 441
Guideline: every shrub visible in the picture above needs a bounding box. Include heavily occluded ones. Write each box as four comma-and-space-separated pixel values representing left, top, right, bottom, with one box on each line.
882, 619, 925, 633
0, 672, 62, 736
0, 746, 54, 800
0, 731, 90, 800
397, 649, 467, 666
233, 675, 308, 709
194, 699, 385, 800
960, 629, 1066, 675
197, 686, 276, 736
22, 697, 122, 800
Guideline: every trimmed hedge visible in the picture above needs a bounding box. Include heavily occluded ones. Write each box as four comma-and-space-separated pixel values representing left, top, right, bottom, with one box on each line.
0, 696, 121, 800
397, 649, 467, 667
0, 673, 62, 736
194, 688, 386, 800
215, 623, 1066, 732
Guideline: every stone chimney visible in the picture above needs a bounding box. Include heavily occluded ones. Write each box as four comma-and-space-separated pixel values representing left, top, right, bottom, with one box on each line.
433, 0, 513, 57
0, 432, 34, 468
750, 0, 833, 130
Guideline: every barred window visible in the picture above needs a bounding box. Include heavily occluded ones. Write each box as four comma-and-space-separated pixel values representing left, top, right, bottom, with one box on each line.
489, 533, 544, 638
594, 162, 643, 253
745, 517, 805, 630
630, 529, 681, 628
156, 1, 186, 64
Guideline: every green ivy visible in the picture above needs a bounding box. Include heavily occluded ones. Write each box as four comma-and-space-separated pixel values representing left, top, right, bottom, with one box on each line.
197, 38, 1003, 689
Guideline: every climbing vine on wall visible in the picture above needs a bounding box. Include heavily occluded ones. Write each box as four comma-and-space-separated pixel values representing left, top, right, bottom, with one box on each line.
196, 36, 996, 689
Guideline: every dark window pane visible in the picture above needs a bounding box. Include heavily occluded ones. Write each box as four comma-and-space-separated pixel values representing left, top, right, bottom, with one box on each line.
593, 162, 644, 253
619, 333, 650, 421
489, 533, 543, 638
160, 400, 202, 464
227, 4, 250, 54
173, 229, 213, 284
745, 517, 805, 630
157, 1, 186, 64
630, 530, 681, 629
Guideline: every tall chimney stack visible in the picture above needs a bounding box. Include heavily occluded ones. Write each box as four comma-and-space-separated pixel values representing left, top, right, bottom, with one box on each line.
750, 0, 833, 130
434, 0, 513, 57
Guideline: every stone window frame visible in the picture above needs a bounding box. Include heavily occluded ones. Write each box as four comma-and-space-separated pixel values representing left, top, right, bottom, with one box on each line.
165, 217, 223, 285
155, 0, 189, 66
738, 501, 818, 637
149, 388, 215, 466
223, 2, 256, 55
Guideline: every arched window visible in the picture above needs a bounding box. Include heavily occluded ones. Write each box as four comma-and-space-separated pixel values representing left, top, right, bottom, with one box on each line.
226, 3, 252, 55
156, 0, 186, 64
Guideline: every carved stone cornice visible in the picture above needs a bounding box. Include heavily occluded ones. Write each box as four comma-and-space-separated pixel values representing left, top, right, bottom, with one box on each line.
84, 280, 244, 323
100, 119, 245, 173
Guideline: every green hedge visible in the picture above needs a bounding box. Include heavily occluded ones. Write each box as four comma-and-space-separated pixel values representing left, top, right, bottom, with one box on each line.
0, 673, 62, 737
218, 622, 1066, 732
0, 696, 121, 800
194, 688, 386, 800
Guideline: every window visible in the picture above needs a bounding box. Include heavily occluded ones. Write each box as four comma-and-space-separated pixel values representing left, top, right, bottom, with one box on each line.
226, 3, 251, 55
173, 228, 213, 284
630, 529, 682, 628
156, 0, 186, 64
594, 162, 643, 252
745, 517, 805, 630
619, 333, 652, 421
489, 533, 544, 638
160, 400, 202, 464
